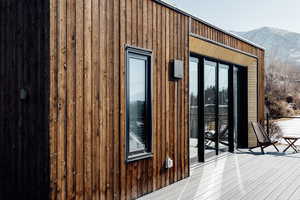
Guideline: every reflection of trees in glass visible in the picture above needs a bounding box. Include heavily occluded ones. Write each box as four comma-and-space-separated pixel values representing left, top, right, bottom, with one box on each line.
190, 93, 198, 106
129, 100, 146, 152
218, 65, 229, 143
218, 89, 228, 105
204, 85, 216, 134
204, 86, 216, 104
204, 61, 217, 137
189, 60, 199, 139
190, 100, 198, 139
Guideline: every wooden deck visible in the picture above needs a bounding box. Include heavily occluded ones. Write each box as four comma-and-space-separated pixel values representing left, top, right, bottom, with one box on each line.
139, 145, 300, 200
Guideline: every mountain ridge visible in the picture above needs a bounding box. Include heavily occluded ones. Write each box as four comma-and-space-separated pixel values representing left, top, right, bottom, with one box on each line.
231, 27, 300, 68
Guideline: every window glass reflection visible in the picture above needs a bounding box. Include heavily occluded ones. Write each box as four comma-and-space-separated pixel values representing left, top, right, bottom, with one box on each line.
218, 64, 229, 148
129, 57, 147, 153
189, 57, 199, 163
204, 60, 217, 153
233, 67, 238, 146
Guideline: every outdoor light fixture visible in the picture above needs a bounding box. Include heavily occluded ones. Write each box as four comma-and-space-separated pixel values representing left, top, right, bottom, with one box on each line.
20, 88, 28, 100
172, 59, 184, 80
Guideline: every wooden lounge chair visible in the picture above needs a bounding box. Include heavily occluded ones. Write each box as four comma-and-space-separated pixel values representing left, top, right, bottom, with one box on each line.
250, 122, 279, 154
205, 125, 228, 146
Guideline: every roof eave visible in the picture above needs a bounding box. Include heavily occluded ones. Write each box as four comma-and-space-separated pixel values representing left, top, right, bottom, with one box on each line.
153, 0, 265, 51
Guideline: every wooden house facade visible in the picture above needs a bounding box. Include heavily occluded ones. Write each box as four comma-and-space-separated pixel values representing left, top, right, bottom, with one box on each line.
0, 0, 264, 199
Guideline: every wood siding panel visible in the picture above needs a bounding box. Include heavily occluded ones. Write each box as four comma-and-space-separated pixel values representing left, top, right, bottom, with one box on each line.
190, 36, 257, 67
0, 0, 50, 199
75, 0, 84, 199
50, 0, 189, 199
248, 62, 258, 147
258, 49, 265, 122
1, 0, 265, 200
66, 0, 76, 199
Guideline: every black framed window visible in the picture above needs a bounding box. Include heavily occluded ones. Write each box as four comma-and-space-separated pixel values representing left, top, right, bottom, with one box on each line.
126, 46, 152, 162
189, 54, 247, 162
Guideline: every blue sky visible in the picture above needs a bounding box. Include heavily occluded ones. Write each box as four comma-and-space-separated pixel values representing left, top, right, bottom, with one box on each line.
163, 0, 300, 33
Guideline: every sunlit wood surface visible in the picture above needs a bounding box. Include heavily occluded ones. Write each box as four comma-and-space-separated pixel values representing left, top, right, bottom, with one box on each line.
139, 145, 300, 200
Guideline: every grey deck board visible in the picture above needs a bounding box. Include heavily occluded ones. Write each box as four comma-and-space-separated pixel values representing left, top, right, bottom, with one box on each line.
138, 145, 300, 200
191, 157, 274, 200
202, 157, 283, 200
264, 166, 300, 200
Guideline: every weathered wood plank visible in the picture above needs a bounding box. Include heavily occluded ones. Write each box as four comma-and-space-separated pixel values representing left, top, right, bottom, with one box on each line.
99, 0, 107, 199
131, 0, 138, 198
174, 12, 179, 182
119, 0, 126, 199
161, 5, 166, 188
184, 16, 189, 178
75, 0, 84, 198
66, 0, 76, 199
147, 0, 154, 194
140, 0, 147, 196
165, 7, 170, 187
83, 0, 93, 198
125, 0, 132, 199
50, 0, 58, 198
57, 0, 67, 198
91, 0, 100, 199
169, 10, 175, 184
180, 14, 185, 180
106, 0, 114, 199
152, 1, 158, 191
156, 3, 162, 190
113, 0, 121, 199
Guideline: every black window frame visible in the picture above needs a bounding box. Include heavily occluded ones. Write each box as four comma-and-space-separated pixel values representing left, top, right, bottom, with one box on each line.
125, 46, 153, 163
189, 53, 249, 162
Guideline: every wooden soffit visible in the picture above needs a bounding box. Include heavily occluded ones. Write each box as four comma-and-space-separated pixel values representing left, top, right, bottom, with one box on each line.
189, 36, 257, 67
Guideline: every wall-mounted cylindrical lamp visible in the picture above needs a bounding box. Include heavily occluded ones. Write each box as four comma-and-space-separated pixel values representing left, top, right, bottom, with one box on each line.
171, 59, 184, 80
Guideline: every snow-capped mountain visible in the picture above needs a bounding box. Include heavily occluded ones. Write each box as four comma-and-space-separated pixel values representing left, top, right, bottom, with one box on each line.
232, 27, 300, 67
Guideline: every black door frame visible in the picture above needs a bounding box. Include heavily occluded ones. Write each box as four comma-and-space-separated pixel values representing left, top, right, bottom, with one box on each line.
190, 53, 247, 163
234, 66, 249, 148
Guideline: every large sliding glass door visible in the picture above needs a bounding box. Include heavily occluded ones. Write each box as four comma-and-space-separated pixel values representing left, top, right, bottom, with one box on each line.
218, 64, 229, 153
233, 67, 239, 148
203, 60, 217, 158
203, 60, 231, 159
189, 56, 246, 163
189, 57, 200, 164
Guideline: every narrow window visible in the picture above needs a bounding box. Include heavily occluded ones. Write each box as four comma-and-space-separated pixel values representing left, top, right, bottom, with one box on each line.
126, 47, 152, 162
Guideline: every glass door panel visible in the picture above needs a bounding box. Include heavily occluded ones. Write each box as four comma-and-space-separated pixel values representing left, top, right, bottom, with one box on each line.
189, 55, 241, 163
189, 57, 199, 164
218, 64, 229, 153
204, 60, 217, 158
233, 66, 238, 148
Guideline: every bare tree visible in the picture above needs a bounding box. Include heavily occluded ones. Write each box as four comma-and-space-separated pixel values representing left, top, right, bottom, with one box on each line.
265, 54, 300, 116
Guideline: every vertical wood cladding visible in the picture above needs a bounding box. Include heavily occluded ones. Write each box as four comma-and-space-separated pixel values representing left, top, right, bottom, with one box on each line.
190, 18, 265, 121
50, 0, 189, 199
0, 0, 50, 199
0, 0, 264, 200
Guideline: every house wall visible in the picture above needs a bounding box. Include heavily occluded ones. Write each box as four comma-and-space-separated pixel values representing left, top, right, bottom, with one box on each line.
0, 0, 265, 199
50, 0, 189, 199
0, 0, 50, 199
49, 0, 264, 200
